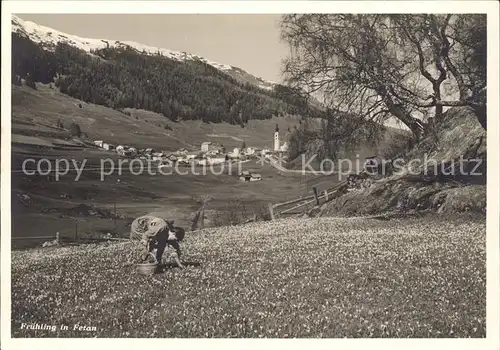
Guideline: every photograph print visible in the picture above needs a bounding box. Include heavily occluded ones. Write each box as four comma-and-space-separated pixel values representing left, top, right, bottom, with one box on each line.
3, 4, 497, 343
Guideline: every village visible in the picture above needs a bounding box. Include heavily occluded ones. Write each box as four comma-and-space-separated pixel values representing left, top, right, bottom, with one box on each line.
92, 124, 289, 182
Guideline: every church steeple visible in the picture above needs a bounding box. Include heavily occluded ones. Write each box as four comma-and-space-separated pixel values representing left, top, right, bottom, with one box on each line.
274, 124, 280, 151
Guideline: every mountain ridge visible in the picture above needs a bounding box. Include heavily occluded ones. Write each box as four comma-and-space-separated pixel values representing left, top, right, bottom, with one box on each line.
11, 14, 277, 92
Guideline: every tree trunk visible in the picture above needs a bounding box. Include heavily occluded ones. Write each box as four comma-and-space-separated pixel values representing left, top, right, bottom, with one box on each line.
469, 103, 487, 130
386, 102, 424, 140
378, 86, 424, 139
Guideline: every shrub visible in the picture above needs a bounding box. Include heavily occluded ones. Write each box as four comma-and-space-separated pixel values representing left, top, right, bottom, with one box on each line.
25, 74, 36, 89
13, 75, 22, 86
213, 198, 256, 227
69, 122, 82, 137
382, 132, 413, 160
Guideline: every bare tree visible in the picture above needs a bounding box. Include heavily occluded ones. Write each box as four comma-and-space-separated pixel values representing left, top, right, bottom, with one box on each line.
280, 14, 487, 144
281, 14, 426, 139
392, 14, 486, 127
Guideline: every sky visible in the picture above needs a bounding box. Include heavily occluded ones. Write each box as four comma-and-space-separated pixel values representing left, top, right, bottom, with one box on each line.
17, 14, 289, 83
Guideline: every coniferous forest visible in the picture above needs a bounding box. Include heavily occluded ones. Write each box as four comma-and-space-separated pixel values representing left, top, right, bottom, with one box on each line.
11, 33, 320, 125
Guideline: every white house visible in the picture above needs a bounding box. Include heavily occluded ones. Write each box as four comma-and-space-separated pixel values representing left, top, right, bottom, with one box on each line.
207, 157, 226, 165
250, 173, 262, 181
94, 140, 104, 148
201, 142, 211, 153
185, 152, 198, 160
279, 142, 289, 153
239, 171, 262, 182
103, 143, 114, 151
201, 142, 224, 153
116, 145, 125, 156
244, 147, 256, 156
239, 171, 251, 181
206, 149, 221, 157
128, 147, 138, 156
260, 148, 272, 158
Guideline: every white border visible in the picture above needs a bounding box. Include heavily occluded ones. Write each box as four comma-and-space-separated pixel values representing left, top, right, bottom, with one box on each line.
1, 2, 499, 350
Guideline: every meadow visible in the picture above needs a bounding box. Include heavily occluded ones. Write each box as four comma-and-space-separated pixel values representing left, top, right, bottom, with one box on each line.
11, 84, 339, 244
11, 215, 485, 338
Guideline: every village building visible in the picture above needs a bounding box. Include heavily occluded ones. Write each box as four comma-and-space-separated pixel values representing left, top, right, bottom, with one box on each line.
206, 149, 221, 157
185, 152, 198, 160
279, 142, 289, 153
250, 173, 262, 181
274, 124, 280, 152
239, 171, 251, 181
127, 147, 138, 157
244, 147, 256, 156
94, 140, 104, 147
116, 145, 126, 156
239, 171, 262, 182
260, 148, 272, 159
175, 149, 188, 157
102, 143, 115, 151
201, 141, 225, 153
207, 157, 226, 165
229, 148, 240, 158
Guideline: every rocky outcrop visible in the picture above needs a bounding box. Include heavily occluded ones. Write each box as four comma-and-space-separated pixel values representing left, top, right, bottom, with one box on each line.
318, 107, 486, 217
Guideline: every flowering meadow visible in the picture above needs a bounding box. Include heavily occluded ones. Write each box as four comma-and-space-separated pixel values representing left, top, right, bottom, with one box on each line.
11, 215, 485, 338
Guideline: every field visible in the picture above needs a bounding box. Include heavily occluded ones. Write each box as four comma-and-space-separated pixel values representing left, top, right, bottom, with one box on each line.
12, 84, 350, 245
11, 84, 305, 151
11, 214, 486, 338
12, 139, 340, 245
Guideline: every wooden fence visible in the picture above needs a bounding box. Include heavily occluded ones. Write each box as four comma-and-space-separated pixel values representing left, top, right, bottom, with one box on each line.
12, 231, 131, 249
268, 180, 347, 220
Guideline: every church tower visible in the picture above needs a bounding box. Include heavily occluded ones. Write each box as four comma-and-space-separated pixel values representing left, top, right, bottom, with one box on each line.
274, 124, 280, 152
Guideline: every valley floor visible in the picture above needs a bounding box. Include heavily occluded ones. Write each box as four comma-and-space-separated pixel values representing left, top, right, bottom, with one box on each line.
12, 215, 485, 338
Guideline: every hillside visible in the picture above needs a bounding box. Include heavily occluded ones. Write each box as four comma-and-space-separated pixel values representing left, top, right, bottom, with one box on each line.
12, 85, 341, 246
11, 215, 485, 338
12, 15, 321, 125
12, 84, 304, 151
11, 15, 276, 90
316, 106, 486, 217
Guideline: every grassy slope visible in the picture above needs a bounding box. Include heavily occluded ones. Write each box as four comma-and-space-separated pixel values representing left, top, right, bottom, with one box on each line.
12, 215, 485, 338
321, 106, 487, 217
10, 84, 351, 243
12, 84, 303, 151
12, 139, 337, 243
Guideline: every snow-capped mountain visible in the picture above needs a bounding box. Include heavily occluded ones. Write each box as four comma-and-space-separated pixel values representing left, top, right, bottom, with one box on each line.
11, 15, 277, 91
